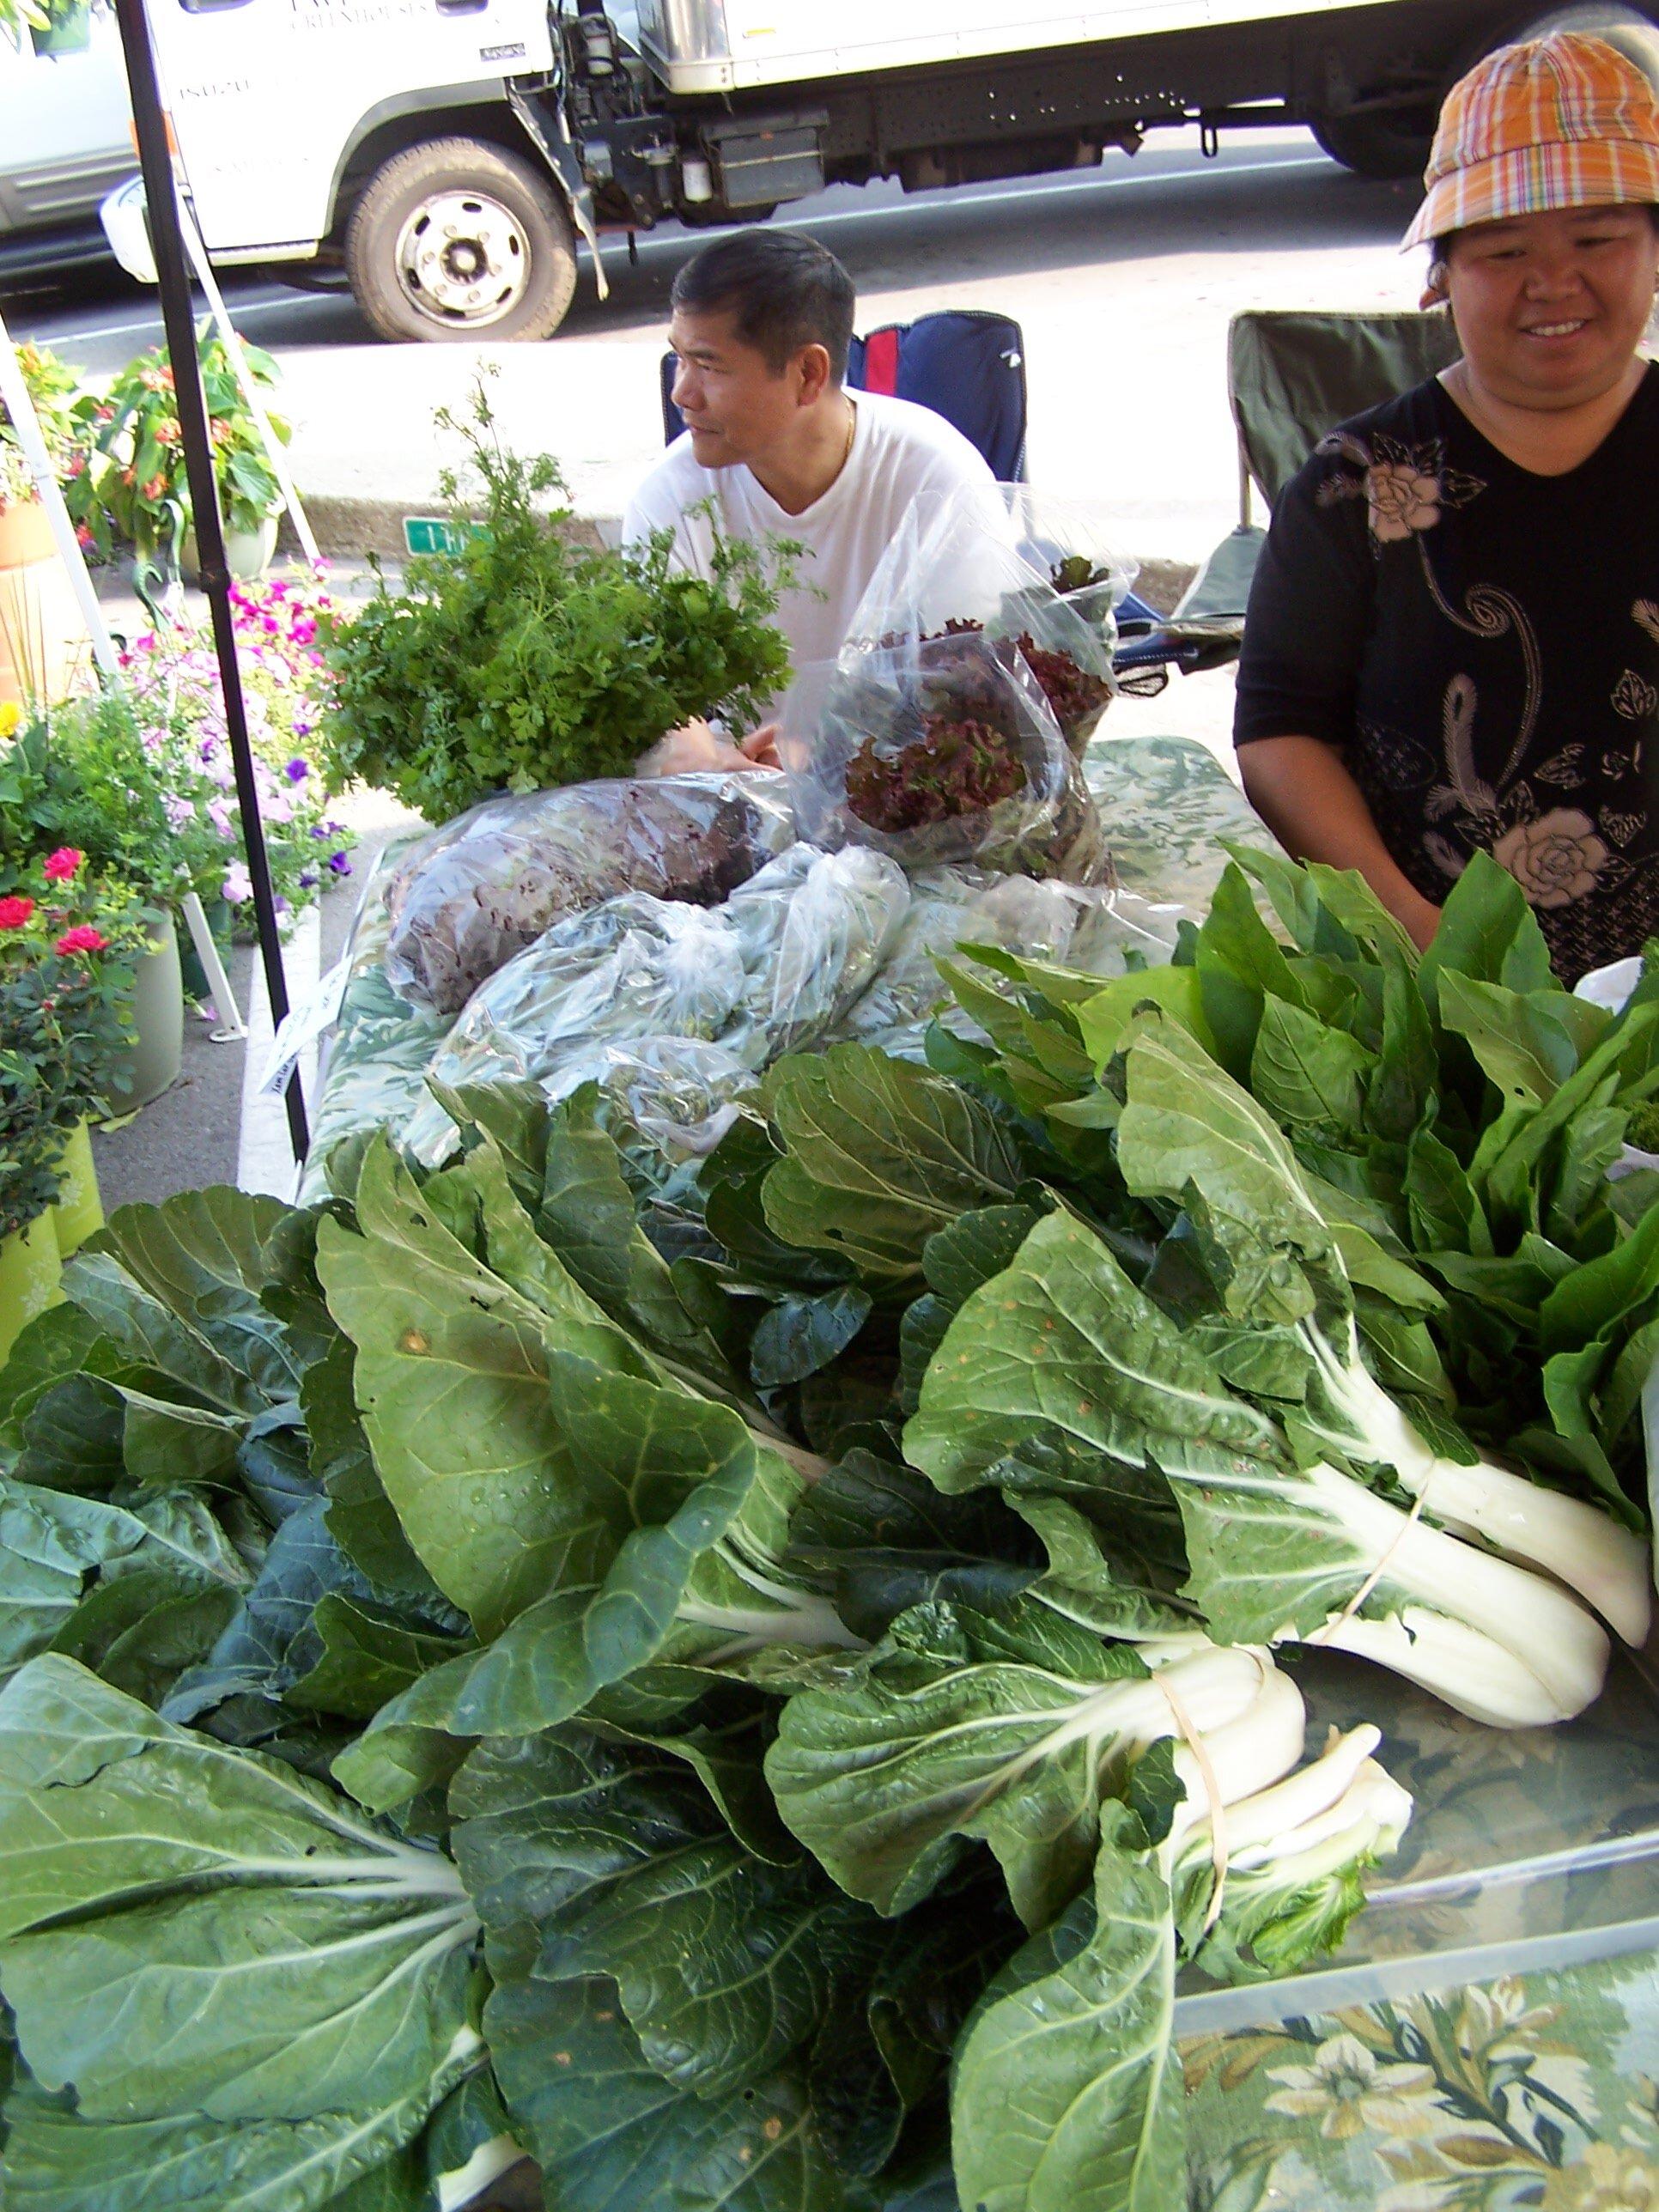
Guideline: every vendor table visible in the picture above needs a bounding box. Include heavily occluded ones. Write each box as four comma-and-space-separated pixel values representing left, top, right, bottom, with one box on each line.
307, 736, 1659, 2212
1178, 1650, 1659, 2212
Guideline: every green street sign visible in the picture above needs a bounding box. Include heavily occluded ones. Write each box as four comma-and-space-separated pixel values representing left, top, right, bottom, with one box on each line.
402, 516, 465, 556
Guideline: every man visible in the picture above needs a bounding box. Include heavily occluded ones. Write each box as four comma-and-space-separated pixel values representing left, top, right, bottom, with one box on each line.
623, 228, 997, 773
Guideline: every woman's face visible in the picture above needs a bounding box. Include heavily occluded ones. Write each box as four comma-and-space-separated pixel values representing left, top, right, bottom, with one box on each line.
1444, 203, 1659, 411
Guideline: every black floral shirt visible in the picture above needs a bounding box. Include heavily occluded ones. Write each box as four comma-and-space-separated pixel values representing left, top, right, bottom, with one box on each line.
1234, 365, 1659, 982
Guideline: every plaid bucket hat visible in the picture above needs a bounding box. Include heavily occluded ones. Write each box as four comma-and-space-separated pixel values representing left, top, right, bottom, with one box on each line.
1402, 32, 1659, 250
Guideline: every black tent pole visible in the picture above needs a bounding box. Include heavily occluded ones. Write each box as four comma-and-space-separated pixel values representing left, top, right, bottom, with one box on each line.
112, 0, 309, 1162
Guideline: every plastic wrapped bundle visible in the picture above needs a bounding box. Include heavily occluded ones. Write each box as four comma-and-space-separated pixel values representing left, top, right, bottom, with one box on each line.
851, 490, 1121, 757
400, 843, 909, 1164
779, 631, 1111, 884
382, 769, 798, 1013
988, 483, 1138, 671
839, 868, 1183, 1057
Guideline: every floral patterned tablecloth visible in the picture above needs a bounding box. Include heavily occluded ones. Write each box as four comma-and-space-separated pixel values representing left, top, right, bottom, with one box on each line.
1182, 1949, 1659, 2210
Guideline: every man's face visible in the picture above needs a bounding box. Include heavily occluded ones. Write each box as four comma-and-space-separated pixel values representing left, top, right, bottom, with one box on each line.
666, 304, 802, 468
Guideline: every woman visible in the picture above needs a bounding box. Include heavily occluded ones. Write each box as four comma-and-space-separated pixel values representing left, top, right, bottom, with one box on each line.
1234, 33, 1659, 981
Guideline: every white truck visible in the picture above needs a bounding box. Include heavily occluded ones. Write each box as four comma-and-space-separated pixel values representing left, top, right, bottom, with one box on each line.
126, 0, 1659, 342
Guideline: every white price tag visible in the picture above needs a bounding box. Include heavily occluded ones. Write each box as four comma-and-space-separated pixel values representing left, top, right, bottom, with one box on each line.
258, 955, 351, 1097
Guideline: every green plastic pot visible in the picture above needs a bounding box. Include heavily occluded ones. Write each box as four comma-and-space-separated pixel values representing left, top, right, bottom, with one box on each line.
0, 1216, 63, 1367
50, 1120, 103, 1257
105, 925, 185, 1117
29, 1, 91, 54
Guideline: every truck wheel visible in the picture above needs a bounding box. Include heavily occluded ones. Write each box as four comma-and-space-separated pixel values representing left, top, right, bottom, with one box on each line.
1310, 108, 1436, 180
345, 137, 578, 343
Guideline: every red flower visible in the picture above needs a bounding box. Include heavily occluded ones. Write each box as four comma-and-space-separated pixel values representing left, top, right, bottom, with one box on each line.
141, 475, 168, 503
42, 847, 82, 884
54, 925, 106, 955
0, 895, 33, 930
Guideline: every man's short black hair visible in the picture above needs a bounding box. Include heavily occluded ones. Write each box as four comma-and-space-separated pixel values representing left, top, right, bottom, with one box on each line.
671, 231, 856, 383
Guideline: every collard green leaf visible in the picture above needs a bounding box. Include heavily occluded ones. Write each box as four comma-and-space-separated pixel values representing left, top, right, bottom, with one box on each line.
762, 1046, 1024, 1284
161, 1494, 366, 1725
0, 1304, 117, 1459
0, 1658, 477, 2136
765, 1598, 1151, 1929
342, 1359, 768, 1745
950, 1809, 1182, 2212
789, 1452, 1039, 1641
904, 1208, 1273, 1501
750, 1286, 872, 1390
286, 1596, 473, 1723
13, 1374, 127, 1494
552, 1835, 879, 2100
0, 2069, 469, 2212
0, 1482, 248, 1691
315, 1139, 650, 1635
485, 1972, 869, 2212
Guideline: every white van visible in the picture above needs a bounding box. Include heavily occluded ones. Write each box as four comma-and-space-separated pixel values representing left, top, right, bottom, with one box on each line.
0, 10, 134, 280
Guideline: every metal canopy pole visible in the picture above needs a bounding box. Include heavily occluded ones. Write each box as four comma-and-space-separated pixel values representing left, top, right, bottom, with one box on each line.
112, 0, 308, 1160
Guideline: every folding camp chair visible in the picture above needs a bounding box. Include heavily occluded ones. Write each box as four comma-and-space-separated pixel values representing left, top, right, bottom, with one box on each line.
1118, 307, 1463, 684
661, 306, 1029, 479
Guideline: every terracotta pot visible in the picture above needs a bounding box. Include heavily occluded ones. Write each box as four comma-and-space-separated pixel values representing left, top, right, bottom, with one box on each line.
50, 1119, 104, 1257
104, 925, 185, 1117
0, 494, 90, 710
0, 1215, 63, 1367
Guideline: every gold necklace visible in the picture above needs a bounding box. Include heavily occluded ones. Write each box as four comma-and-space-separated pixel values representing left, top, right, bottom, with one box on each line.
838, 398, 857, 474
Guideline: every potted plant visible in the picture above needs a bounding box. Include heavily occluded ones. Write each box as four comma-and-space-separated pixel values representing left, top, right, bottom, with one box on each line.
318, 382, 795, 822
27, 0, 91, 56
0, 858, 137, 1355
0, 0, 48, 52
82, 323, 289, 581
0, 341, 98, 705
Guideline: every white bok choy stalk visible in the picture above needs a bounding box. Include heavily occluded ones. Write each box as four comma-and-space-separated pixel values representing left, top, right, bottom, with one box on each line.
1289, 1459, 1613, 1727
1166, 1723, 1414, 1978
1296, 1315, 1651, 1646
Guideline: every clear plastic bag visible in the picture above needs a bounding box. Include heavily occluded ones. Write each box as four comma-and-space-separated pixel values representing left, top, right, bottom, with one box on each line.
989, 484, 1137, 668
399, 842, 910, 1164
839, 869, 1183, 1058
884, 486, 1132, 761
778, 641, 1110, 884
382, 769, 798, 1014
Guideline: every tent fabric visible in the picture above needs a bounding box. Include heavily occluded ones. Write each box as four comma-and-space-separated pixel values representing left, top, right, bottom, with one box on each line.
659, 307, 1028, 480
1229, 307, 1464, 512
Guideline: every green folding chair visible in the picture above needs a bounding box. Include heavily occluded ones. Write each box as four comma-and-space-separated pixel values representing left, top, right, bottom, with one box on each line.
1158, 307, 1463, 664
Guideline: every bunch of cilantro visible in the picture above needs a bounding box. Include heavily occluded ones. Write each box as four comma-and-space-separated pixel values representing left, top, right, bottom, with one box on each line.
318, 382, 796, 823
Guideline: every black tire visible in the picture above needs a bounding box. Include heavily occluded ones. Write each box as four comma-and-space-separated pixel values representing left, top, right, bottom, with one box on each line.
1310, 107, 1437, 180
344, 136, 577, 343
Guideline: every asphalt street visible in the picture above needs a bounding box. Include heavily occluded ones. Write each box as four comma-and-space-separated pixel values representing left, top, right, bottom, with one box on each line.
4, 129, 1420, 554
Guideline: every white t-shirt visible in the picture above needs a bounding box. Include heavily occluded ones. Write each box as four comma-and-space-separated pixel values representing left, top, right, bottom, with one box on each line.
622, 391, 996, 706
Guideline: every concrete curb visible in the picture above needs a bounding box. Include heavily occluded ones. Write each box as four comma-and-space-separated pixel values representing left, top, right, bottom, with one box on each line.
276, 499, 614, 565
276, 495, 1198, 611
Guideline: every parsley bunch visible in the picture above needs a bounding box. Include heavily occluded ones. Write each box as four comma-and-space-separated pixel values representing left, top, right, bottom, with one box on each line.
318, 384, 796, 823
